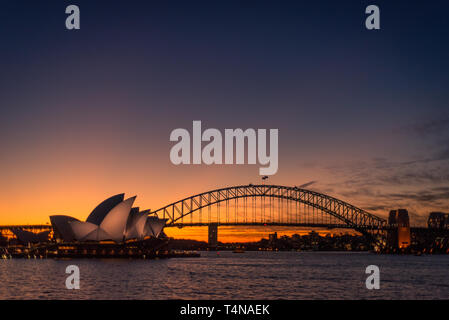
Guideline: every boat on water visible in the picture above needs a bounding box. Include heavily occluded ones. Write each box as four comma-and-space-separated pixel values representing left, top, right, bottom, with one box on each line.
233, 248, 245, 253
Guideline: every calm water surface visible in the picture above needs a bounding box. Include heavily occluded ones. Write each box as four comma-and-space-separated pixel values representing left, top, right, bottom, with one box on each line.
1, 251, 448, 299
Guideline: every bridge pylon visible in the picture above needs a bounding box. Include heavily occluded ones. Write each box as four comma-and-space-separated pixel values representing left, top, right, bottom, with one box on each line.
208, 223, 218, 248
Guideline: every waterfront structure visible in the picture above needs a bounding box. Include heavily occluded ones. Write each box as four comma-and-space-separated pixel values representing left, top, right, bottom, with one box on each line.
49, 215, 80, 242
70, 196, 137, 242
427, 212, 449, 229
387, 209, 411, 249
86, 193, 125, 225
5, 185, 446, 251
151, 184, 387, 245
269, 232, 278, 243
11, 229, 50, 244
208, 223, 218, 247
50, 194, 167, 243
146, 216, 167, 238
125, 208, 147, 240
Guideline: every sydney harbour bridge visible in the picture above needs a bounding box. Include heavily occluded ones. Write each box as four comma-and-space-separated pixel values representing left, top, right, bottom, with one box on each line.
1, 184, 439, 247
151, 184, 388, 244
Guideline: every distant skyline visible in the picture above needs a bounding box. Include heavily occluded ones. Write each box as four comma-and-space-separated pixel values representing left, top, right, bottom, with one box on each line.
1, 1, 448, 240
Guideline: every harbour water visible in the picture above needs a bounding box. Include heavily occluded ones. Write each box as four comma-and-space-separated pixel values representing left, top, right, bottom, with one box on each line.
1, 251, 448, 299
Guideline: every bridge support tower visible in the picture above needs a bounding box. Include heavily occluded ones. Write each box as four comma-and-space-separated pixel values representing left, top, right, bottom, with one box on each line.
387, 209, 411, 249
208, 223, 218, 248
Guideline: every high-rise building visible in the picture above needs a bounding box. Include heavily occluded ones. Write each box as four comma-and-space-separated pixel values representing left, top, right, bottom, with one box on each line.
427, 212, 449, 229
269, 232, 278, 243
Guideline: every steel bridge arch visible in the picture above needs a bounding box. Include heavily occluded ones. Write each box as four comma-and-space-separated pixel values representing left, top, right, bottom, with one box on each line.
150, 185, 387, 237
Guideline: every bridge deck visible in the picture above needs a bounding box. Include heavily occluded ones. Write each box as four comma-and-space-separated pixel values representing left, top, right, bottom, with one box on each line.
0, 225, 52, 231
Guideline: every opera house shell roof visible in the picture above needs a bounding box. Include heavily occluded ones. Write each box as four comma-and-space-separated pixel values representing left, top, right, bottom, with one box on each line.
50, 194, 167, 243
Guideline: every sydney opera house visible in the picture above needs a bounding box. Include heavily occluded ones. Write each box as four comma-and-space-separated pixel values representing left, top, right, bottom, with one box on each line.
3, 194, 178, 258
49, 194, 167, 243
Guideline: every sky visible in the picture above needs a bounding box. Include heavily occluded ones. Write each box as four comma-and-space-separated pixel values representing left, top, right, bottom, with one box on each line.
0, 1, 448, 241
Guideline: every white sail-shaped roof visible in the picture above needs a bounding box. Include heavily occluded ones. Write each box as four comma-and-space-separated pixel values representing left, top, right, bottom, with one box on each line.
50, 215, 80, 241
135, 214, 148, 240
99, 196, 136, 242
69, 221, 99, 241
125, 214, 147, 240
54, 194, 145, 243
125, 208, 141, 239
145, 217, 167, 238
82, 228, 112, 242
86, 193, 124, 225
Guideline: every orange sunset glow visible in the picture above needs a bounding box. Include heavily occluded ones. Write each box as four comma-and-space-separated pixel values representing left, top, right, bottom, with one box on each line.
1, 0, 448, 244
2, 0, 449, 303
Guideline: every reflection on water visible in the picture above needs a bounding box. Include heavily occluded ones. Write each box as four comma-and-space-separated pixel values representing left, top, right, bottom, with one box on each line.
1, 251, 448, 299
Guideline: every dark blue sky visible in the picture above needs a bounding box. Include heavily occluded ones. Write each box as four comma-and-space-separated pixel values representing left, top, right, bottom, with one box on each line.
0, 1, 448, 224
